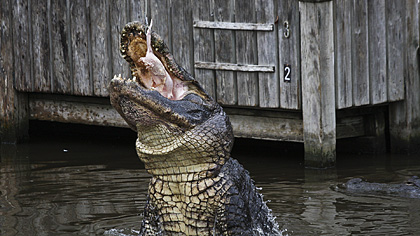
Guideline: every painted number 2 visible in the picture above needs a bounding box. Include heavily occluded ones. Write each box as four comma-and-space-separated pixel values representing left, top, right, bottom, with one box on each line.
284, 64, 291, 82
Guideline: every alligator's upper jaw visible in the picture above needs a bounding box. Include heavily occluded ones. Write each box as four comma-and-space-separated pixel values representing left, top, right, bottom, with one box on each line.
109, 75, 215, 132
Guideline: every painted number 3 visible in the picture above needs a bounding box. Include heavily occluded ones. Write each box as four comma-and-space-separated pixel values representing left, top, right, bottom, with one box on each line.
284, 64, 291, 82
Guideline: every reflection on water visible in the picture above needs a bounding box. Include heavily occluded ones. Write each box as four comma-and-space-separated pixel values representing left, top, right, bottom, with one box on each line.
1, 126, 420, 235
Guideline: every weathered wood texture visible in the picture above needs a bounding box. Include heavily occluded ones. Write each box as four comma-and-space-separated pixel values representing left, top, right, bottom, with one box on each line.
9, 0, 145, 97
213, 0, 237, 105
368, 0, 387, 105
29, 96, 129, 128
25, 95, 367, 143
300, 1, 336, 168
334, 0, 408, 108
13, 0, 32, 92
193, 0, 300, 109
386, 0, 406, 102
352, 0, 370, 106
50, 0, 70, 94
257, 0, 278, 108
7, 0, 410, 110
1, 0, 29, 143
334, 0, 353, 108
389, 0, 420, 154
71, 0, 89, 95
279, 0, 301, 109
193, 0, 216, 98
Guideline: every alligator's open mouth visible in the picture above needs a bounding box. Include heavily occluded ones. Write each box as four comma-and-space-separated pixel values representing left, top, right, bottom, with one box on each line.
110, 21, 216, 132
119, 20, 192, 101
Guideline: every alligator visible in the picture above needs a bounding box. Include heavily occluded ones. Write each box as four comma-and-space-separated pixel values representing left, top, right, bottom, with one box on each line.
335, 176, 420, 198
109, 20, 279, 235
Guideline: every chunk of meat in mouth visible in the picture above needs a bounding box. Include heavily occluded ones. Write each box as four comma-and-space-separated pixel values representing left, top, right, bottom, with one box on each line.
136, 19, 187, 100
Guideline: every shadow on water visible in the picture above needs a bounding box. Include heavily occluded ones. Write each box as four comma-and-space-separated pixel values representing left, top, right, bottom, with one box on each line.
1, 121, 420, 235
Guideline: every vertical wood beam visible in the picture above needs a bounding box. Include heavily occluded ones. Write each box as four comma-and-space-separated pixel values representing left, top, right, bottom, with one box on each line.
193, 0, 216, 98
51, 0, 71, 94
389, 0, 420, 153
257, 0, 279, 108
71, 0, 91, 96
334, 0, 353, 109
214, 0, 237, 105
300, 0, 336, 168
368, 0, 387, 105
278, 0, 301, 110
1, 0, 29, 143
235, 0, 258, 107
352, 0, 369, 106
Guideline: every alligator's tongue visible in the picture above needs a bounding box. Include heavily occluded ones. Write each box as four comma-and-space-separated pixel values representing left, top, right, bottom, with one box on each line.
137, 19, 187, 100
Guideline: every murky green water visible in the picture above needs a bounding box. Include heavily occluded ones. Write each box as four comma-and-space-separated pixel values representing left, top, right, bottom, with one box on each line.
1, 123, 420, 235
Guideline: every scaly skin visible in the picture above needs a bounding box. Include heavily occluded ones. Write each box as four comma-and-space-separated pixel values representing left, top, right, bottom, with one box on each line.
336, 176, 420, 198
109, 21, 279, 235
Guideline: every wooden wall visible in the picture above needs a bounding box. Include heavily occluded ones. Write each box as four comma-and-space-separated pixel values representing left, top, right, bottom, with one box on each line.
192, 0, 300, 109
334, 0, 409, 109
3, 0, 415, 110
11, 0, 144, 97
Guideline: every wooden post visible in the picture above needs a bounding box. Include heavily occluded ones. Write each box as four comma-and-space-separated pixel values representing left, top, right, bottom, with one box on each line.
299, 0, 336, 168
0, 0, 29, 143
389, 0, 420, 153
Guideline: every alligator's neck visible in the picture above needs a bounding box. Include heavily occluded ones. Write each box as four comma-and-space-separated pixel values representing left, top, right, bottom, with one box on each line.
145, 160, 233, 235
135, 114, 231, 182
136, 143, 228, 183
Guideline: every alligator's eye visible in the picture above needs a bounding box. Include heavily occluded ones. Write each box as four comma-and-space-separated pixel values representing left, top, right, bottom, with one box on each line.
186, 109, 204, 121
183, 93, 203, 105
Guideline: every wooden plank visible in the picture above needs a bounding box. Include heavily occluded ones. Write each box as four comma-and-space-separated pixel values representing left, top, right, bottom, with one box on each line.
193, 21, 273, 31
110, 0, 131, 80
150, 0, 171, 51
214, 0, 237, 105
32, 0, 51, 92
195, 62, 274, 72
229, 115, 303, 142
256, 0, 278, 108
70, 0, 91, 96
368, 0, 387, 105
171, 0, 193, 73
278, 0, 300, 109
89, 0, 111, 97
352, 0, 369, 106
12, 0, 32, 92
51, 0, 71, 94
235, 0, 258, 107
193, 0, 216, 98
300, 1, 336, 167
334, 0, 353, 109
128, 0, 145, 21
1, 0, 29, 143
29, 98, 129, 128
389, 0, 420, 153
404, 0, 420, 125
336, 116, 365, 139
387, 0, 406, 102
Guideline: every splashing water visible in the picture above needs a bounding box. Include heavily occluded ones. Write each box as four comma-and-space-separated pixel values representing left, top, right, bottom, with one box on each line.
104, 228, 140, 236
